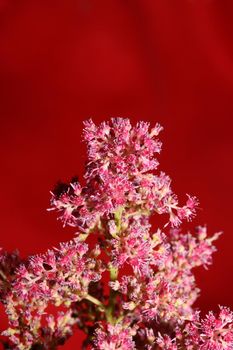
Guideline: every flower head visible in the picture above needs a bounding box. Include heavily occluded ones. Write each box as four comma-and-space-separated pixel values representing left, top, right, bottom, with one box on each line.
93, 322, 137, 350
49, 119, 198, 231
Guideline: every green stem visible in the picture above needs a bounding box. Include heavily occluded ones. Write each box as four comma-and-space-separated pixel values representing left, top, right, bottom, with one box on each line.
106, 265, 119, 324
0, 270, 7, 281
110, 265, 118, 281
85, 294, 105, 312
78, 232, 89, 241
115, 206, 123, 232
105, 207, 122, 323
125, 209, 150, 218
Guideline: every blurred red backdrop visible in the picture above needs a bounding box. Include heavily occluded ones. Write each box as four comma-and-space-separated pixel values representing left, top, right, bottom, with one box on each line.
0, 0, 233, 348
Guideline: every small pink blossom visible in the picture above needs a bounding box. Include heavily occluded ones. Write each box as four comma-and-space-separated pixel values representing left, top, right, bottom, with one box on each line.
93, 322, 137, 350
156, 333, 178, 350
199, 306, 233, 349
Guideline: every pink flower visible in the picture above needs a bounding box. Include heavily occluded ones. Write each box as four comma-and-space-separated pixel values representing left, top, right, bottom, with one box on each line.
199, 306, 233, 349
3, 240, 105, 349
156, 334, 178, 350
49, 119, 197, 231
1, 118, 230, 350
111, 218, 169, 276
93, 322, 137, 350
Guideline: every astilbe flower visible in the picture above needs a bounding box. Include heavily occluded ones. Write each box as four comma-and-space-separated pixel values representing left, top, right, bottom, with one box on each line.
0, 118, 232, 350
155, 306, 233, 349
49, 118, 197, 231
92, 322, 137, 350
2, 240, 104, 349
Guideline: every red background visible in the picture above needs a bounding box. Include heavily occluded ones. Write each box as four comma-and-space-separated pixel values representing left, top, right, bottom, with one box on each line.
0, 0, 233, 348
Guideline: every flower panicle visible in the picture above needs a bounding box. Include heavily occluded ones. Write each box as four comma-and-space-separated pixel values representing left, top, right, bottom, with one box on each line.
2, 239, 105, 349
49, 119, 198, 232
1, 118, 231, 350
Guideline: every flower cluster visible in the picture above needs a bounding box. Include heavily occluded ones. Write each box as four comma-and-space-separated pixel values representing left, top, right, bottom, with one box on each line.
156, 306, 233, 349
91, 306, 233, 350
1, 118, 232, 350
109, 225, 221, 326
93, 322, 137, 350
49, 118, 197, 231
3, 240, 104, 349
110, 217, 169, 276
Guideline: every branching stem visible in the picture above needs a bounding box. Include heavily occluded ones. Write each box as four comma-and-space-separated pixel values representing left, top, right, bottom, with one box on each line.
85, 294, 105, 312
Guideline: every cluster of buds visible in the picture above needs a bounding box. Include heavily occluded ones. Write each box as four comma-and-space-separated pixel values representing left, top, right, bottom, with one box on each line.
0, 118, 232, 350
